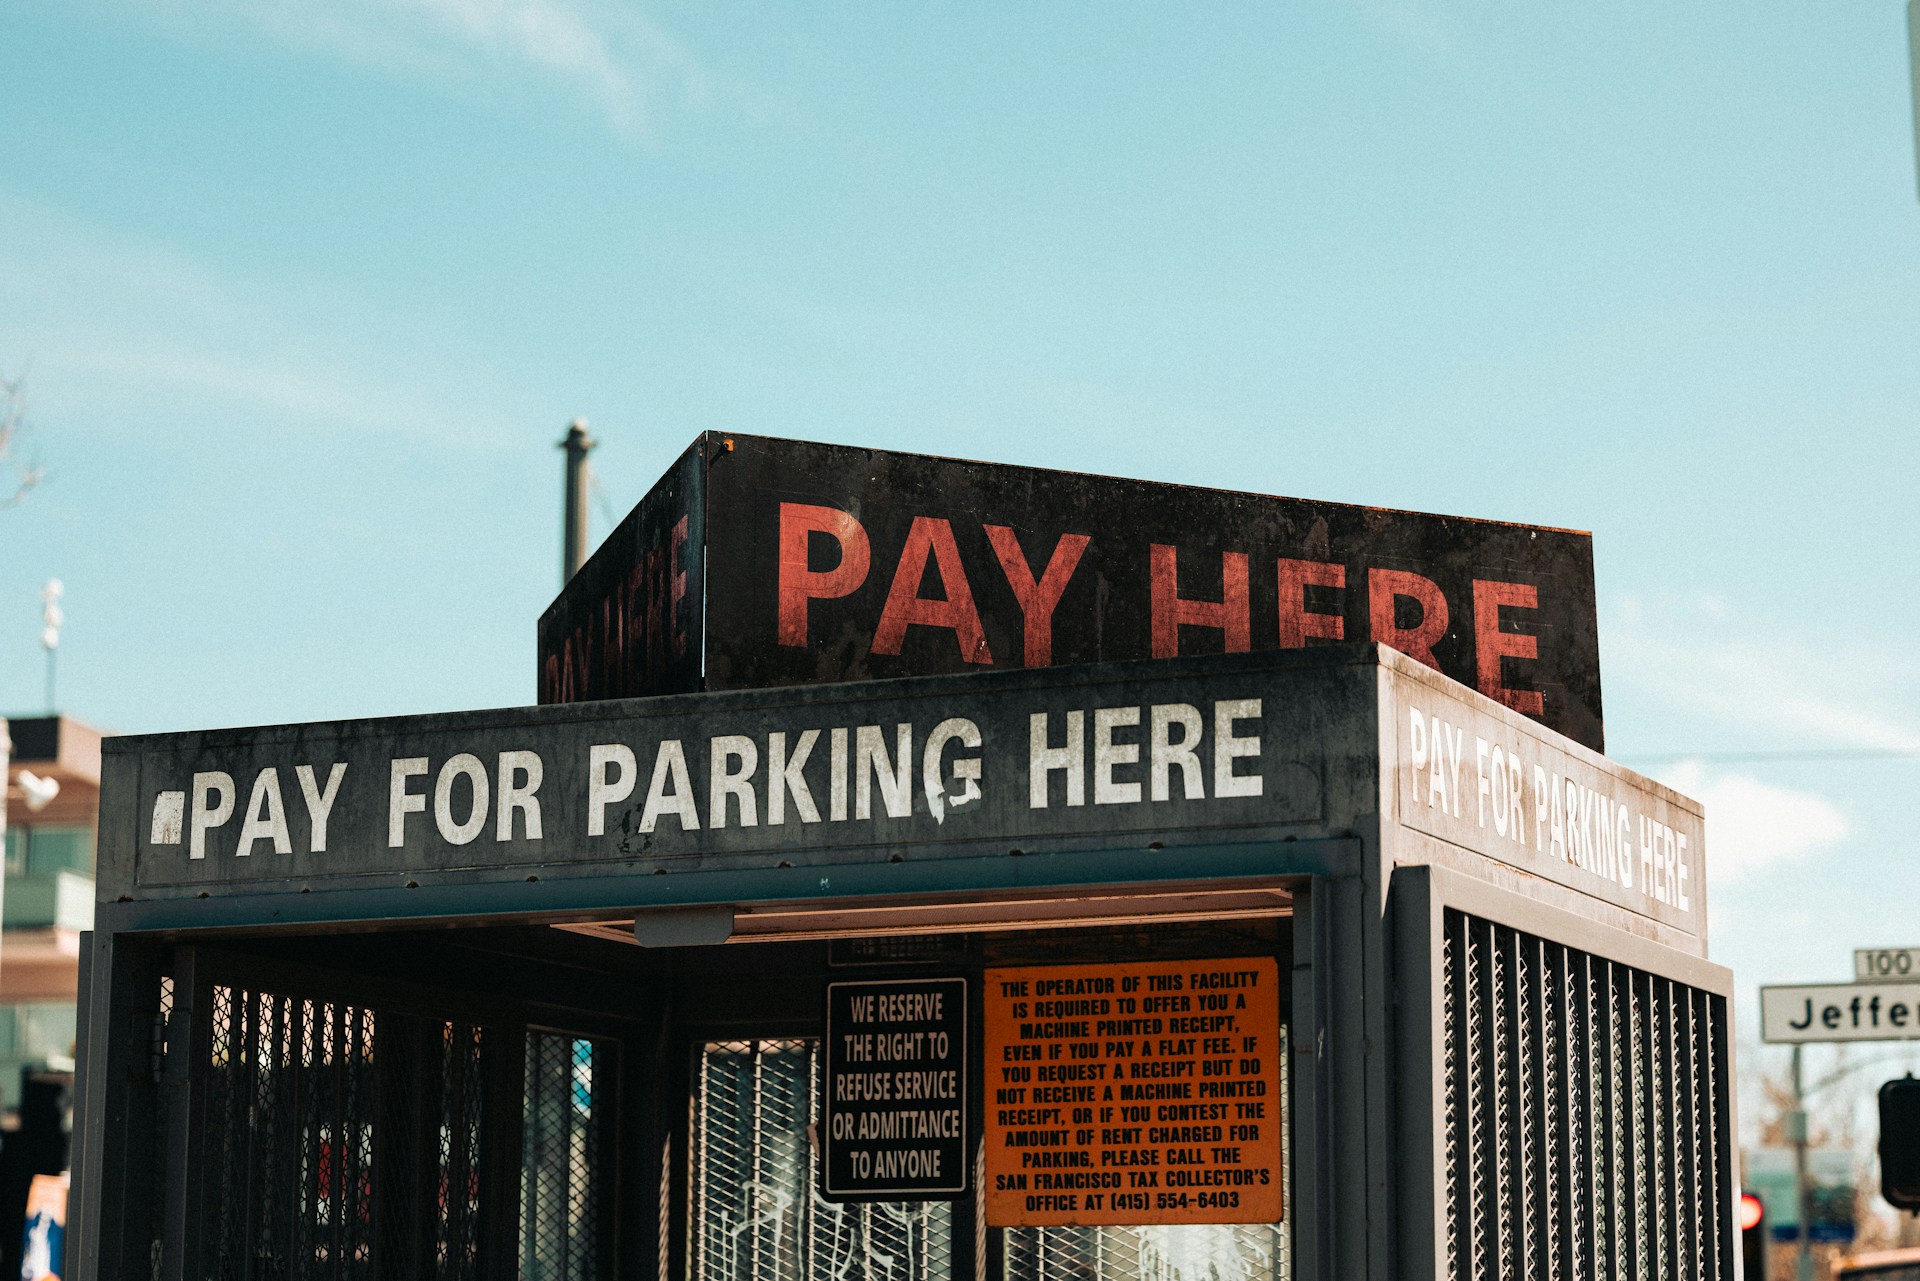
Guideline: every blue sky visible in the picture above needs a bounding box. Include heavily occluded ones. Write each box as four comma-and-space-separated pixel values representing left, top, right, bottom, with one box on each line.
4, 0, 1919, 1177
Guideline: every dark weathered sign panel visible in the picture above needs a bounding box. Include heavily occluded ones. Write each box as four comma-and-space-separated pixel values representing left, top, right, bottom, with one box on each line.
822, 977, 969, 1200
107, 649, 1367, 905
538, 434, 1603, 751
100, 648, 1697, 941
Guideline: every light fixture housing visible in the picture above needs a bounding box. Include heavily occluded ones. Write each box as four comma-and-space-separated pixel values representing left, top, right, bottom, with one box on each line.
11, 770, 60, 813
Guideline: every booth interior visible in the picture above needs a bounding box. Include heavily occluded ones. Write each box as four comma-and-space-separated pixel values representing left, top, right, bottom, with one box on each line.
87, 873, 1306, 1281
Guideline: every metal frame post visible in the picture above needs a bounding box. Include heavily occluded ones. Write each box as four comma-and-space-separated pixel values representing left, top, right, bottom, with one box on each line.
69, 931, 167, 1281
1289, 880, 1325, 1279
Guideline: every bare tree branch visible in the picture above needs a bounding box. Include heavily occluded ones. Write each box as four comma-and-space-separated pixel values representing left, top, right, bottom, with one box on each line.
0, 372, 47, 509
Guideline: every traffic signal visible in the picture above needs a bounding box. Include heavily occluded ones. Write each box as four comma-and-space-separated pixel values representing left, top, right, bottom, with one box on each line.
1740, 1191, 1765, 1278
1879, 1076, 1920, 1210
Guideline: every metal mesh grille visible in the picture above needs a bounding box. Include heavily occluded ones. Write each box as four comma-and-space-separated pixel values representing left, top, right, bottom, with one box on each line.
522, 1033, 606, 1280
198, 985, 489, 1281
1002, 1026, 1291, 1281
154, 974, 175, 1081
1440, 911, 1732, 1281
201, 986, 380, 1280
660, 1131, 676, 1281
690, 1039, 954, 1281
147, 973, 177, 1280
438, 1021, 487, 1280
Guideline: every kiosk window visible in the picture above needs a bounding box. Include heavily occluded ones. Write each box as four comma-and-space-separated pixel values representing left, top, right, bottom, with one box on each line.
690, 1039, 954, 1281
1000, 1025, 1290, 1281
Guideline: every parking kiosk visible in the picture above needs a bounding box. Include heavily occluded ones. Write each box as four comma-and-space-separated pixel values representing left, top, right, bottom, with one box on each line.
70, 440, 1735, 1281
71, 642, 1731, 1281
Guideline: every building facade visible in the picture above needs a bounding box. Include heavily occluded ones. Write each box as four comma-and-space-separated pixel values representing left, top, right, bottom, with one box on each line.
1, 716, 98, 1116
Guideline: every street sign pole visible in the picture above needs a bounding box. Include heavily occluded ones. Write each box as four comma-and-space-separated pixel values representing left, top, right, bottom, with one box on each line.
1761, 968, 1920, 1275
1793, 1045, 1812, 1281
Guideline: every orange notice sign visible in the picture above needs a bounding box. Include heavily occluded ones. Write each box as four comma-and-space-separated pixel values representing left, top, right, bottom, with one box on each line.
983, 956, 1282, 1227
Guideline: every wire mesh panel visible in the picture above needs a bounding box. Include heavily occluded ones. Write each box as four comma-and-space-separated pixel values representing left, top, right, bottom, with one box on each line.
145, 972, 177, 1273
200, 985, 380, 1281
1440, 910, 1732, 1281
522, 1032, 608, 1281
690, 1039, 954, 1281
1001, 1027, 1290, 1281
195, 984, 492, 1281
438, 1021, 488, 1281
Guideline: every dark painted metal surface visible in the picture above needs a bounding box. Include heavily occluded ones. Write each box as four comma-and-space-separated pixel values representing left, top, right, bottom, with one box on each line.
537, 433, 1603, 751
537, 437, 705, 704
104, 647, 1380, 908
93, 840, 1355, 935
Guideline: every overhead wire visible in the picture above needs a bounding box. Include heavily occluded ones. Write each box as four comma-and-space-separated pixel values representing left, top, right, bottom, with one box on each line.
1616, 749, 1920, 766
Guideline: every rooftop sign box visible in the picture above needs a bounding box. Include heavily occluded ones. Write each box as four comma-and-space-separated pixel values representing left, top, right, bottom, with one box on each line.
536, 434, 1604, 752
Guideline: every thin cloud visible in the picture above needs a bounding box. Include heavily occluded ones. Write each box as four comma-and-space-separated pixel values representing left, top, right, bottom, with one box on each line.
422, 0, 641, 119
1607, 594, 1920, 756
1656, 759, 1848, 885
0, 194, 528, 444
159, 0, 706, 138
1353, 0, 1466, 61
55, 340, 454, 436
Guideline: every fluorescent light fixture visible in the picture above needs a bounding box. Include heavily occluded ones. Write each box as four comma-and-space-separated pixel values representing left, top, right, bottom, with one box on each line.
561, 879, 1294, 950
630, 905, 736, 948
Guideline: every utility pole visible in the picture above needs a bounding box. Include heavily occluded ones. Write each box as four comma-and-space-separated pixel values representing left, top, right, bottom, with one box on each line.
558, 420, 596, 585
1909, 0, 1919, 201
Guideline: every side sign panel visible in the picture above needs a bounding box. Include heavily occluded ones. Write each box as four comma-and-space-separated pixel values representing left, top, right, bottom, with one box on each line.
1392, 668, 1704, 936
537, 438, 705, 704
982, 958, 1283, 1227
822, 978, 969, 1200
